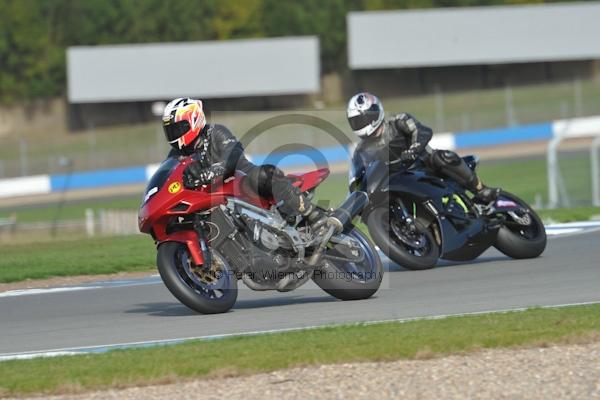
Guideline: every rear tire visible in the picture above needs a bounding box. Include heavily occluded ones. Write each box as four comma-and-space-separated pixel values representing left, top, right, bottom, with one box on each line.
157, 242, 238, 314
312, 228, 383, 300
367, 206, 440, 270
494, 192, 547, 259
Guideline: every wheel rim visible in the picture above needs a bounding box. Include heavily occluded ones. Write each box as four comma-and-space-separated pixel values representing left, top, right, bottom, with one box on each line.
324, 230, 378, 283
387, 211, 434, 257
173, 246, 234, 301
499, 196, 543, 241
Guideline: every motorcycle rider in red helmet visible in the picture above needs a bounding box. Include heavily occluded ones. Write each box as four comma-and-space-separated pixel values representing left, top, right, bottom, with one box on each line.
161, 98, 325, 225
347, 92, 500, 203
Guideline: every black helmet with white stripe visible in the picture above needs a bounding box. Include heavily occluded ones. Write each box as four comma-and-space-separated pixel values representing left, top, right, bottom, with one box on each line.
346, 92, 384, 138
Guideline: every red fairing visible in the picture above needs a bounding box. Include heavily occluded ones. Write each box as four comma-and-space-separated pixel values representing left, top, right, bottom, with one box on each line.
139, 157, 329, 266
289, 168, 330, 192
166, 231, 205, 266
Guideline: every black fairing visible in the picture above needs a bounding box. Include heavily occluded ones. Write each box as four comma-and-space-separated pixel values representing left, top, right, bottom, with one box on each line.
363, 161, 389, 196
358, 161, 499, 260
350, 160, 389, 201
462, 155, 479, 171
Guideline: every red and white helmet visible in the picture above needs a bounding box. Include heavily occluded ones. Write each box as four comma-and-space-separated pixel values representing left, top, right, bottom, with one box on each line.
162, 98, 206, 149
346, 92, 385, 138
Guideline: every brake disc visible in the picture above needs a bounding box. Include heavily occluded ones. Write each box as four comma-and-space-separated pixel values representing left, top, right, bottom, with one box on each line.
508, 211, 532, 226
183, 252, 227, 290
390, 220, 426, 249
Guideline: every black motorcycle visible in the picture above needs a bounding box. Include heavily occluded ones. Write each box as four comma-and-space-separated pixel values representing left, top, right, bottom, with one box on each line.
350, 156, 547, 270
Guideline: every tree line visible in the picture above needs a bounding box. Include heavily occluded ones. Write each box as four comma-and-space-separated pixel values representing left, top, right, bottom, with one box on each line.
0, 0, 570, 104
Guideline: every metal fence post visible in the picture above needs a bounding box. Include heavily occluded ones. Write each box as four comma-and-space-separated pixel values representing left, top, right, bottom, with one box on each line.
574, 77, 583, 117
504, 84, 517, 127
547, 136, 561, 208
435, 86, 445, 132
85, 208, 95, 237
591, 136, 600, 207
19, 137, 28, 176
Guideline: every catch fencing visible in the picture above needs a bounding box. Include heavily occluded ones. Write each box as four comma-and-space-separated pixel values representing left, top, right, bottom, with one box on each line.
1, 79, 599, 180
547, 116, 600, 208
0, 209, 139, 243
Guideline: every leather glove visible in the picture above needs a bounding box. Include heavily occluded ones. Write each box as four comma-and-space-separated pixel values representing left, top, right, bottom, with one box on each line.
399, 148, 418, 163
183, 162, 226, 188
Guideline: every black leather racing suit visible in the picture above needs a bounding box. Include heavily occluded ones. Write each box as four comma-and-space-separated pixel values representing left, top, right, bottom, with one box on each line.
168, 123, 311, 216
351, 113, 483, 193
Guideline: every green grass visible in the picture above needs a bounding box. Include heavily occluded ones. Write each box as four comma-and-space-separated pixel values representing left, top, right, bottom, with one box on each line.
0, 235, 155, 283
1, 304, 599, 396
477, 154, 592, 206
538, 207, 600, 223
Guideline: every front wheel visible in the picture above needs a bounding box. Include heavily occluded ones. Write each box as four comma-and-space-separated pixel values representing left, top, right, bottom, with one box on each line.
312, 228, 383, 300
157, 242, 238, 314
367, 205, 440, 270
494, 192, 547, 259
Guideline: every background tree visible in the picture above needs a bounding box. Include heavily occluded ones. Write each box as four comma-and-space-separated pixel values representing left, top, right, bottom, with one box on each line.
0, 0, 579, 104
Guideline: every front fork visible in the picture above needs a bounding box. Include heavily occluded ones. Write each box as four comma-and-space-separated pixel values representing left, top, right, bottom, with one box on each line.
390, 198, 418, 234
157, 215, 210, 267
193, 215, 212, 268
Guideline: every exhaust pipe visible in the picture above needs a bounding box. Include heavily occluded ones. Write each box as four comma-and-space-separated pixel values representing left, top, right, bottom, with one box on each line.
307, 191, 369, 267
329, 191, 369, 232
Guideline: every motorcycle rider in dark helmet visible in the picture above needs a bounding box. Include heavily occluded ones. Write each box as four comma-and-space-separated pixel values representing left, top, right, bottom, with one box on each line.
347, 92, 500, 203
161, 98, 325, 225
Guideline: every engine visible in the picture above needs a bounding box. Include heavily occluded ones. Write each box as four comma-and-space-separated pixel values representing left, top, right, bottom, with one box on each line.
207, 201, 302, 282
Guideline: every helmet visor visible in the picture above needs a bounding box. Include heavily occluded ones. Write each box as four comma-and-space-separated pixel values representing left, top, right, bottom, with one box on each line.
348, 111, 380, 131
163, 120, 191, 143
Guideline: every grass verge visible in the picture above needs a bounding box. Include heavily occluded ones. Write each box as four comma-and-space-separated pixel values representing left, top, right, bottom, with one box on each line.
0, 235, 155, 283
538, 207, 600, 223
1, 304, 599, 396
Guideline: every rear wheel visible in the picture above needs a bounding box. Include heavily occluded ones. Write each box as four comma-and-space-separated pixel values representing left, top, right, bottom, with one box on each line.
494, 192, 546, 259
157, 242, 237, 314
312, 228, 383, 300
367, 205, 440, 270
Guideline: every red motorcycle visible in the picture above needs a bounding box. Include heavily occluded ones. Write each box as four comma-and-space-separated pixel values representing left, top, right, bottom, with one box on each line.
138, 156, 383, 314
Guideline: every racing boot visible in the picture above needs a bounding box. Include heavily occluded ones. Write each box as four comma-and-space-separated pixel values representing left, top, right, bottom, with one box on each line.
303, 202, 328, 232
471, 177, 501, 204
271, 176, 328, 229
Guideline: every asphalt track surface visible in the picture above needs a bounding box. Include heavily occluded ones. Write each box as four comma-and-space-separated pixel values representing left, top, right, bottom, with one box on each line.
1, 228, 599, 358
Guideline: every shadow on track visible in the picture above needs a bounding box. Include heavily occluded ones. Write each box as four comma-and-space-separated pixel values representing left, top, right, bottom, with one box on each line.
234, 294, 336, 310
127, 295, 336, 316
126, 302, 198, 317
384, 256, 509, 272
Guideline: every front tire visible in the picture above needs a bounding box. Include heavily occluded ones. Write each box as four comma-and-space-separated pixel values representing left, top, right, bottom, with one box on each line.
494, 192, 547, 259
367, 205, 440, 270
157, 242, 238, 314
312, 228, 383, 300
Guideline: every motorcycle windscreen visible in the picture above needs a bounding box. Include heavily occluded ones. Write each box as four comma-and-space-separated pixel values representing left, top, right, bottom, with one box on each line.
143, 157, 180, 204
349, 157, 366, 192
362, 160, 389, 195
